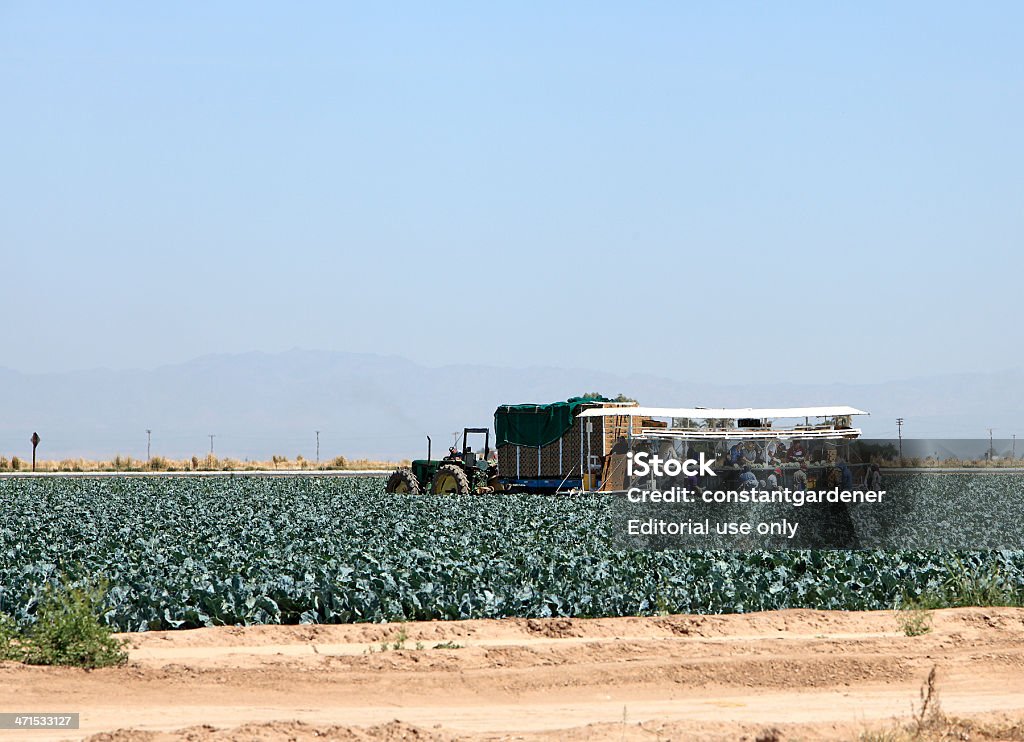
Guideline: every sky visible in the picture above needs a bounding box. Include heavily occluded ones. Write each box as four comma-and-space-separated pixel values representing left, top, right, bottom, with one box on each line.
1, 2, 1021, 385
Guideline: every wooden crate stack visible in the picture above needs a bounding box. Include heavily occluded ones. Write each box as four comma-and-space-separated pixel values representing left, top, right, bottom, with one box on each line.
497, 402, 637, 480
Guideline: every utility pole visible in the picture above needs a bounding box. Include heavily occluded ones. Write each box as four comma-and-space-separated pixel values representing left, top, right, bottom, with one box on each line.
1013, 434, 1017, 461
208, 434, 215, 455
315, 431, 320, 464
896, 418, 904, 459
146, 429, 152, 462
989, 428, 994, 460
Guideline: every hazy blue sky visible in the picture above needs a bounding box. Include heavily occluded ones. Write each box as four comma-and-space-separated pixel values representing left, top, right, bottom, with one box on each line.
2, 2, 1020, 384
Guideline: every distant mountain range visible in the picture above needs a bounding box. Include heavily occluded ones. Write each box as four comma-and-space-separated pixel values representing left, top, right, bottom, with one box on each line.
0, 350, 1020, 460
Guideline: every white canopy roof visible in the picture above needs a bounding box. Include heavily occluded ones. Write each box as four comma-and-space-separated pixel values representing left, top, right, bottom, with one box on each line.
578, 406, 868, 419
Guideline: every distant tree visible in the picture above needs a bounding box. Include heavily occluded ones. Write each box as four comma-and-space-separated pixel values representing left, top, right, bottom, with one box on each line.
856, 442, 899, 463
579, 392, 638, 403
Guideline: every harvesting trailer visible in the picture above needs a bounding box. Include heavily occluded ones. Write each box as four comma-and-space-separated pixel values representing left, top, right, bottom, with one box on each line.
384, 397, 632, 495
385, 427, 498, 495
383, 399, 870, 495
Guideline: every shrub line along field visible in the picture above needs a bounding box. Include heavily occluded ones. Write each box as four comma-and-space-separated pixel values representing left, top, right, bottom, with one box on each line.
1, 475, 1023, 632
0, 453, 406, 474
0, 469, 392, 479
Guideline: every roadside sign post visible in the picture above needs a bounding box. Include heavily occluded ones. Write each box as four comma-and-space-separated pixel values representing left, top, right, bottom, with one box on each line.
30, 432, 40, 472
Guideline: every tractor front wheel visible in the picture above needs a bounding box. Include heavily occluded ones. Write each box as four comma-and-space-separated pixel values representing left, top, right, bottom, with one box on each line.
431, 464, 471, 495
385, 468, 421, 495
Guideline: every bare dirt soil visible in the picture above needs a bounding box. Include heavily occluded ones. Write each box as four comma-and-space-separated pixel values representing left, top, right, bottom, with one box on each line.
3, 608, 1024, 741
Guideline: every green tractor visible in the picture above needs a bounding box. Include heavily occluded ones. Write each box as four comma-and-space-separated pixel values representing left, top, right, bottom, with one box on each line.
385, 427, 497, 495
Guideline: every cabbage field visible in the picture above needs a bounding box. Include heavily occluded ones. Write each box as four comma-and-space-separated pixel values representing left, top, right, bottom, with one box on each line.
1, 475, 1022, 631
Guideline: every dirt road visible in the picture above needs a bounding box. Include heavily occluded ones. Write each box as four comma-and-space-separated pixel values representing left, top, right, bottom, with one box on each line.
2, 608, 1023, 741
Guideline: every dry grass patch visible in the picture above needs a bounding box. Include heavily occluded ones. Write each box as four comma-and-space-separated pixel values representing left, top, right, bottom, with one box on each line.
3, 455, 407, 473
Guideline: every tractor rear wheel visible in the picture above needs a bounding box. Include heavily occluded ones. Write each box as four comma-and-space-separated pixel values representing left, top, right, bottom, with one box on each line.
431, 464, 471, 495
385, 468, 421, 495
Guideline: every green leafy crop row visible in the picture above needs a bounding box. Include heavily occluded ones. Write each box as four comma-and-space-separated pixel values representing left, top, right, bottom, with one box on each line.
0, 476, 1021, 631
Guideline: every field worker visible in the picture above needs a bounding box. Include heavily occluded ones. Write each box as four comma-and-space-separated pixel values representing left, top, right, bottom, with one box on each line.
766, 467, 782, 490
867, 463, 883, 491
739, 465, 758, 488
787, 441, 805, 462
793, 461, 809, 491
740, 442, 759, 466
838, 460, 853, 489
729, 443, 743, 465
764, 440, 786, 464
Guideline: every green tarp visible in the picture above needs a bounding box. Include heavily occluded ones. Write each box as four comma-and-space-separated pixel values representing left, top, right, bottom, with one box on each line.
494, 396, 610, 448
